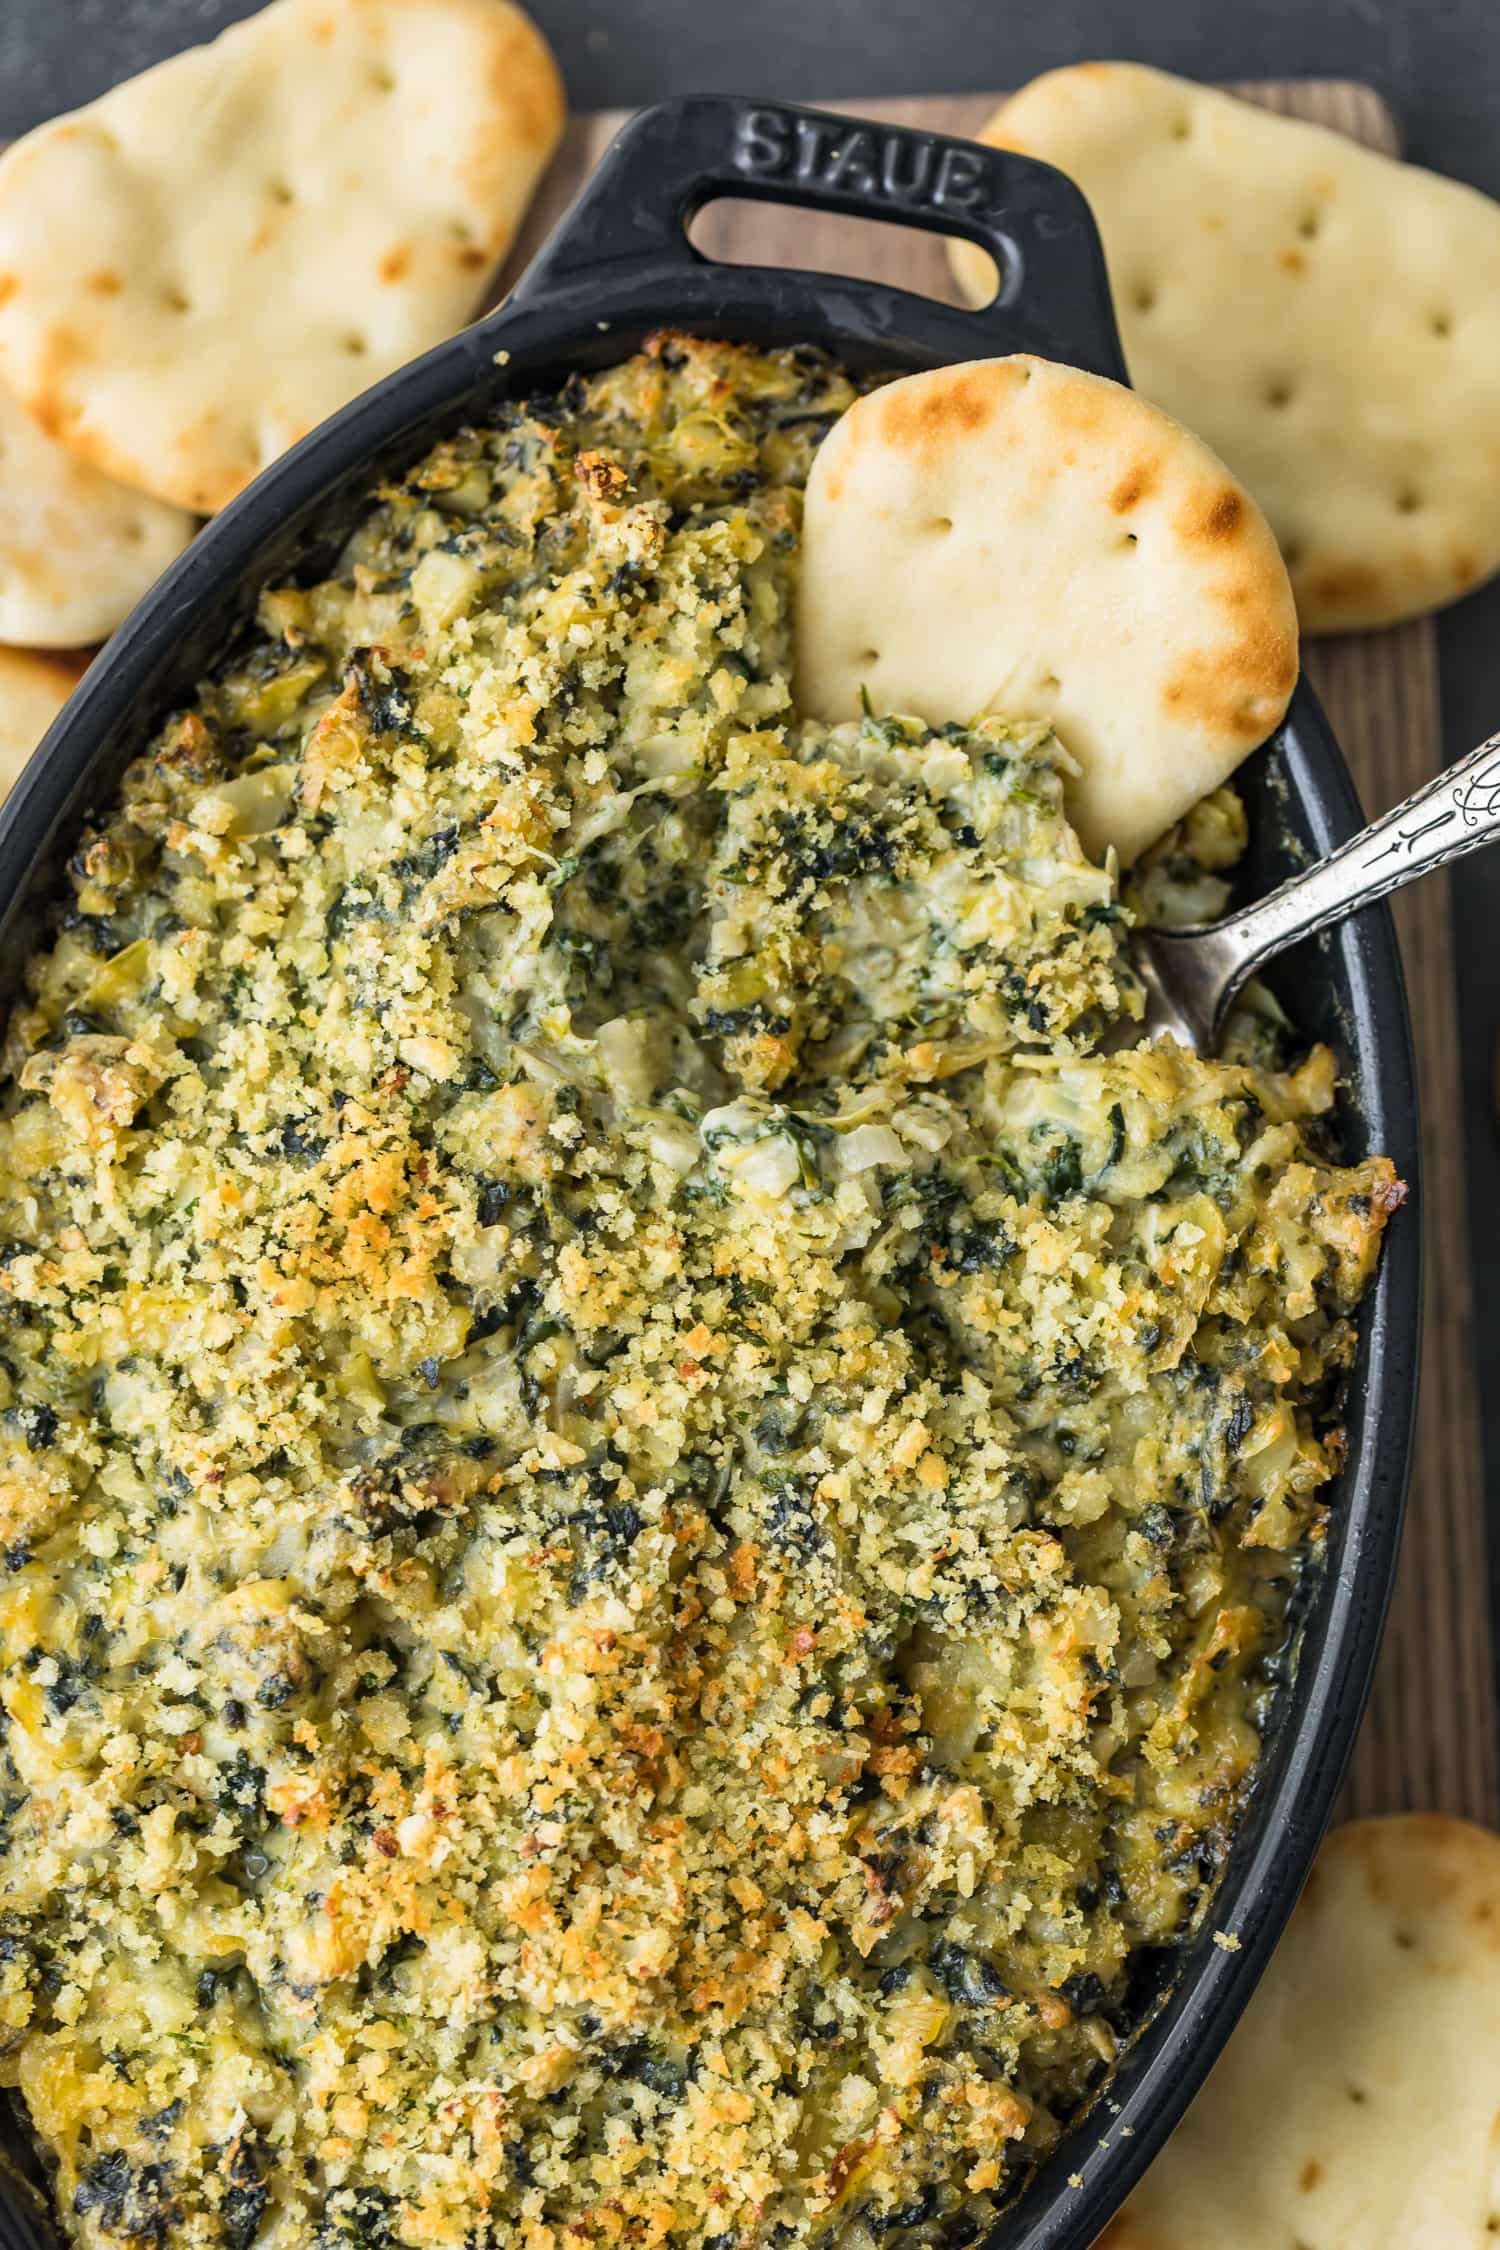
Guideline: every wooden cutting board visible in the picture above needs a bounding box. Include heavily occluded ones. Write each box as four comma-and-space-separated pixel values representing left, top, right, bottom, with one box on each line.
502, 80, 1497, 1829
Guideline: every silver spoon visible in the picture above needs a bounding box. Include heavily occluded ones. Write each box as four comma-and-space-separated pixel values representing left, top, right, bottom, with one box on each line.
1133, 730, 1500, 1051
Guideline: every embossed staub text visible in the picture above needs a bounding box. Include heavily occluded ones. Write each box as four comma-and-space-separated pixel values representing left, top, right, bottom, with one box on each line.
733, 106, 987, 216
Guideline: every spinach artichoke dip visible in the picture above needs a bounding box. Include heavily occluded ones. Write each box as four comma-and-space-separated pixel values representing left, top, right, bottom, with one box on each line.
0, 336, 1399, 2250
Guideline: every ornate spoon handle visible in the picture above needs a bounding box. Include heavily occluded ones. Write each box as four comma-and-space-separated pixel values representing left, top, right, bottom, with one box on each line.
1239, 729, 1500, 937
1137, 732, 1500, 1049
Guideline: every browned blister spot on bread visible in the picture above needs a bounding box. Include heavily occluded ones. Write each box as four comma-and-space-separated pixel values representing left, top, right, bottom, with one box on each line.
1161, 634, 1297, 742
875, 358, 1006, 458
1110, 457, 1159, 513
1299, 558, 1383, 621
1179, 485, 1245, 547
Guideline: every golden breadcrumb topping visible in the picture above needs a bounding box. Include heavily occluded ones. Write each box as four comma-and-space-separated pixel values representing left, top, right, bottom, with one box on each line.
0, 336, 1399, 2250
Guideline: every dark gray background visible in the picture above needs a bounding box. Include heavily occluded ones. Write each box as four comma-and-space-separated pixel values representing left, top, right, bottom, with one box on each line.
3, 0, 1498, 1618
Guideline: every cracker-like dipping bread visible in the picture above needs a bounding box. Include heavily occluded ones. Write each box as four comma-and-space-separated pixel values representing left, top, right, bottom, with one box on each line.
796, 356, 1297, 864
1101, 1815, 1500, 2249
949, 64, 1500, 632
0, 380, 193, 646
0, 647, 85, 800
0, 0, 564, 516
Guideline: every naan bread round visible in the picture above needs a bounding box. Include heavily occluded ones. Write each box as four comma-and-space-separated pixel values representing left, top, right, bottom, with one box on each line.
950, 64, 1500, 632
0, 0, 564, 514
795, 355, 1297, 864
1101, 1815, 1500, 2250
0, 380, 193, 645
0, 646, 85, 800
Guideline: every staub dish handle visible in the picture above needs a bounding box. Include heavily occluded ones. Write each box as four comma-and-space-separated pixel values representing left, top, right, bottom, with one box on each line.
504, 95, 1128, 381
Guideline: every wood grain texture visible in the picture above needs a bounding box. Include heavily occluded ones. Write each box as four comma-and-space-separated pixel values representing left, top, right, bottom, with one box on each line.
501, 82, 1496, 1827
1310, 624, 1496, 1820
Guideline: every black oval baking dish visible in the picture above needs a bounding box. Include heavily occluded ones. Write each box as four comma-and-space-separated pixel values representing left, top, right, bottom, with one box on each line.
0, 95, 1420, 2250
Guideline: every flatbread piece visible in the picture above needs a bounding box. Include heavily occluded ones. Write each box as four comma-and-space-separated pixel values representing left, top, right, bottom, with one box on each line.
0, 378, 193, 646
949, 64, 1500, 632
0, 0, 564, 514
795, 354, 1297, 864
0, 647, 86, 800
1101, 1815, 1500, 2249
